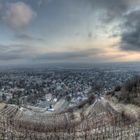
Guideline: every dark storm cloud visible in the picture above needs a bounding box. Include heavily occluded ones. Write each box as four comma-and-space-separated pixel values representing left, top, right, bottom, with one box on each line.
88, 0, 129, 22
88, 0, 140, 51
120, 8, 140, 51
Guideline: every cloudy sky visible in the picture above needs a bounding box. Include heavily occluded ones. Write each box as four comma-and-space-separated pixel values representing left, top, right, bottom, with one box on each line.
0, 0, 140, 65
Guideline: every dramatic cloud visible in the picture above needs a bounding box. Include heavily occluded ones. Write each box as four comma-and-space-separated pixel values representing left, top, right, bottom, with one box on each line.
0, 43, 136, 64
120, 8, 140, 51
88, 0, 130, 22
37, 48, 103, 61
0, 0, 140, 65
15, 33, 44, 41
88, 0, 140, 51
0, 44, 37, 61
0, 44, 103, 63
90, 0, 140, 21
0, 2, 36, 29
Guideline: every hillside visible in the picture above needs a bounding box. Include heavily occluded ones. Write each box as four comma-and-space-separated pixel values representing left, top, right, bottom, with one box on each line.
0, 94, 139, 139
107, 76, 140, 107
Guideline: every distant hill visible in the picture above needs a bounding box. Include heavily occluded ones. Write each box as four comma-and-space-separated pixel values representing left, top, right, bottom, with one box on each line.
108, 76, 140, 107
